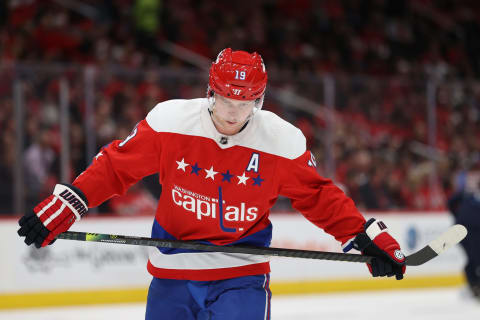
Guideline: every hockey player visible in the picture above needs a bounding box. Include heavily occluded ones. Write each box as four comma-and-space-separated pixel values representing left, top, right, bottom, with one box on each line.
447, 170, 480, 300
18, 48, 406, 319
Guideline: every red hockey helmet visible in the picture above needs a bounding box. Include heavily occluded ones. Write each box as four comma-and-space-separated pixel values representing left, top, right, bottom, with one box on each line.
208, 48, 267, 101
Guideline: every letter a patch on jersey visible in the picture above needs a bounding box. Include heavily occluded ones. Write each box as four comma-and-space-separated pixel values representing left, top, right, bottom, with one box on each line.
246, 153, 260, 173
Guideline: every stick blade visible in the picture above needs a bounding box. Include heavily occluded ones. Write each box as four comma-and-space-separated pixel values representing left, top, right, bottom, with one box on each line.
406, 224, 467, 266
428, 224, 468, 255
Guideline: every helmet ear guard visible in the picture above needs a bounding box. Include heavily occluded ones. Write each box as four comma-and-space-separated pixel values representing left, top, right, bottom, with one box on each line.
206, 85, 215, 111
253, 94, 264, 113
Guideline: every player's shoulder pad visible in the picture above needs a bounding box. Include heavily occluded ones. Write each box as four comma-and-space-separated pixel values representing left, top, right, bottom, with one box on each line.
145, 98, 203, 134
251, 110, 306, 159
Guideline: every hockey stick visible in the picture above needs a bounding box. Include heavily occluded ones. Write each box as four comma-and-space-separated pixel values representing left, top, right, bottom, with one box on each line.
57, 224, 467, 266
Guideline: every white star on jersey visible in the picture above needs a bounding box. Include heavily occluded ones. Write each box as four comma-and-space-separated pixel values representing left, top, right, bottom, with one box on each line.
237, 172, 249, 185
204, 166, 218, 180
95, 151, 103, 160
176, 158, 189, 171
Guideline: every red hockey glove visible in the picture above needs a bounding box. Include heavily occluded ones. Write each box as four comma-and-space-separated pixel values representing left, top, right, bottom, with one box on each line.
18, 184, 88, 248
344, 218, 406, 280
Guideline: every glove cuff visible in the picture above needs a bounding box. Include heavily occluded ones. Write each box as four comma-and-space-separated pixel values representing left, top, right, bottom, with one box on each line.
53, 184, 88, 220
364, 218, 389, 240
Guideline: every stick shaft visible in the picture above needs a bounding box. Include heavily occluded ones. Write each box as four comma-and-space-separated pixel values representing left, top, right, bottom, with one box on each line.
57, 224, 467, 267
58, 231, 373, 263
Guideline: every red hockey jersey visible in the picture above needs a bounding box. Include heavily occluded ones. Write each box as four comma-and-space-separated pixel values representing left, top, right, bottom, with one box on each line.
73, 98, 366, 281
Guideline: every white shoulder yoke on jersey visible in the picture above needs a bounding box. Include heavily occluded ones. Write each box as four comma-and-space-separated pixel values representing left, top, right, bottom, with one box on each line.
146, 98, 205, 137
145, 98, 306, 159
249, 109, 306, 160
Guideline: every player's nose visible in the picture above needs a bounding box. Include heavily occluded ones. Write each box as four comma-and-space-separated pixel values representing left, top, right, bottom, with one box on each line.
227, 108, 238, 118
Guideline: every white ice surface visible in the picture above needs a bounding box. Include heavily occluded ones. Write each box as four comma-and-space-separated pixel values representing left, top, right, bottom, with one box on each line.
1, 287, 478, 320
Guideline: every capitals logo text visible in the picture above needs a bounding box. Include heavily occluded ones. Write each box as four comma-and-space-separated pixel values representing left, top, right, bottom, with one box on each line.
171, 185, 258, 224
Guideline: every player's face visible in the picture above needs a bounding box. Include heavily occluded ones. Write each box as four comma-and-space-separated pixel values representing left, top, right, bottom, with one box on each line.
211, 95, 256, 135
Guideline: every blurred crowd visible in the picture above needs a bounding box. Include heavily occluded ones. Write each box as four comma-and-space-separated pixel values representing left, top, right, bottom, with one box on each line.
1, 0, 480, 214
